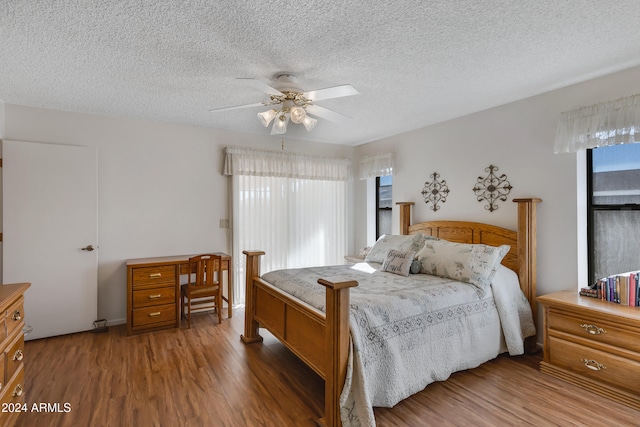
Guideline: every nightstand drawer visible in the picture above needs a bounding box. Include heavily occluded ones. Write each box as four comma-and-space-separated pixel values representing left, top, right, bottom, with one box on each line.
132, 286, 176, 309
132, 266, 176, 288
132, 304, 176, 327
549, 336, 640, 395
548, 309, 640, 353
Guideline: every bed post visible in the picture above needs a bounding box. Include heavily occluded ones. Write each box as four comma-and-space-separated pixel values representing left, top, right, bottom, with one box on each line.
240, 250, 265, 344
513, 198, 542, 354
317, 278, 358, 427
396, 202, 415, 235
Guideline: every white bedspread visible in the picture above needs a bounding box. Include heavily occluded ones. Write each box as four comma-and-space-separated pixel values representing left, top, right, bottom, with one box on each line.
261, 262, 535, 427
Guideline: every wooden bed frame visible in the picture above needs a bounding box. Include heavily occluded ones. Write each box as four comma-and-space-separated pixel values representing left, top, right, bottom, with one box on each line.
241, 198, 541, 427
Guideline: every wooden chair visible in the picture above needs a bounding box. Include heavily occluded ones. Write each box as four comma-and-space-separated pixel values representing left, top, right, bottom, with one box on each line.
180, 254, 223, 328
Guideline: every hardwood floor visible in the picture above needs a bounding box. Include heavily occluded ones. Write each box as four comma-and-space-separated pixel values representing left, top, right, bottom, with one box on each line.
16, 310, 639, 427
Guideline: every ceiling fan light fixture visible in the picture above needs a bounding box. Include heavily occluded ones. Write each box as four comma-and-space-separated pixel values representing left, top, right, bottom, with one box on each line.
302, 115, 317, 131
211, 75, 358, 135
257, 109, 277, 127
271, 113, 289, 135
289, 105, 307, 124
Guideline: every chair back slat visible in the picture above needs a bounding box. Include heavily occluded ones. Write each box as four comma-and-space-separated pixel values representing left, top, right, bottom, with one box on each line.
188, 254, 222, 286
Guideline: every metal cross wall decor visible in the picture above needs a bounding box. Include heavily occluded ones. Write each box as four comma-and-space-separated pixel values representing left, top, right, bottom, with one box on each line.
472, 165, 513, 212
421, 172, 450, 211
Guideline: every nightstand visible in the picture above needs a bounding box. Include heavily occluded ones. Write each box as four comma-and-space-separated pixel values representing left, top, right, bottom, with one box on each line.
537, 291, 640, 410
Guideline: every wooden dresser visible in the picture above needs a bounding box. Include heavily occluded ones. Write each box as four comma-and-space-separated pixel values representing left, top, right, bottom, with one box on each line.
126, 254, 232, 335
538, 291, 640, 410
0, 283, 30, 427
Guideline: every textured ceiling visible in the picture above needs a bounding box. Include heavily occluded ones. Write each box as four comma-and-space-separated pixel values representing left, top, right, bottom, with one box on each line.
2, 1, 640, 146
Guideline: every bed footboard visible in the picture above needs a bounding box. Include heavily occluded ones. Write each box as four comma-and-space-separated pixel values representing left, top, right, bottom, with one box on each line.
241, 250, 357, 427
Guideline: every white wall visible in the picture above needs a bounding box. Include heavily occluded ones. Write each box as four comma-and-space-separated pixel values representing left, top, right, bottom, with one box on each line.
2, 105, 354, 325
354, 64, 640, 337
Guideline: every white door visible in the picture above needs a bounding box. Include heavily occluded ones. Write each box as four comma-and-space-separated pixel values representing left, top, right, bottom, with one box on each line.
2, 140, 98, 340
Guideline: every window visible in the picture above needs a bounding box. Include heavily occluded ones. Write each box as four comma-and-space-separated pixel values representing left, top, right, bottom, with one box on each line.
587, 143, 640, 285
376, 175, 392, 238
224, 147, 350, 306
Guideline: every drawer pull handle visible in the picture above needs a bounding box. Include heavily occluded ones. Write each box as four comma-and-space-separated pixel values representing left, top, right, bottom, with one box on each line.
149, 273, 162, 278
148, 294, 162, 299
12, 384, 23, 397
13, 350, 23, 362
12, 311, 22, 321
149, 312, 161, 317
579, 323, 606, 335
581, 358, 606, 371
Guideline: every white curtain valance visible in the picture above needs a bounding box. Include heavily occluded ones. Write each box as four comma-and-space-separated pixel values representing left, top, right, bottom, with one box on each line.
358, 152, 394, 180
554, 93, 640, 153
223, 147, 351, 181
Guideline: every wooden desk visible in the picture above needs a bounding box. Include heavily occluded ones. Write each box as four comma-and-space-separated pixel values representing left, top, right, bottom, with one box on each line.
126, 253, 232, 335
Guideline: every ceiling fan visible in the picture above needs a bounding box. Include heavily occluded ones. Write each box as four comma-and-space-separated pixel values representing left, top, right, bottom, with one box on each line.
209, 73, 359, 135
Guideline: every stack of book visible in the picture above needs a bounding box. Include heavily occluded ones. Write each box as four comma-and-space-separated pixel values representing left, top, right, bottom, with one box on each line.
579, 287, 599, 298
582, 271, 640, 306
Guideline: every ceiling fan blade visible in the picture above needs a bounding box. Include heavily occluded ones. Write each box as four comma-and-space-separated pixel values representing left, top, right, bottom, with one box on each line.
237, 78, 284, 96
303, 84, 359, 102
209, 102, 266, 112
305, 104, 351, 124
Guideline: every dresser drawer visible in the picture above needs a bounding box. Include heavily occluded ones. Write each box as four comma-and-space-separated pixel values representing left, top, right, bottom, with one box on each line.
0, 352, 5, 391
0, 318, 7, 348
548, 336, 640, 395
132, 304, 176, 328
5, 333, 24, 383
0, 366, 25, 415
6, 298, 24, 338
133, 286, 176, 309
131, 266, 176, 288
548, 309, 640, 353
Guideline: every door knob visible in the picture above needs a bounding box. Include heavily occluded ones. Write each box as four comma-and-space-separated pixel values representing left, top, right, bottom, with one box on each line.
81, 245, 95, 252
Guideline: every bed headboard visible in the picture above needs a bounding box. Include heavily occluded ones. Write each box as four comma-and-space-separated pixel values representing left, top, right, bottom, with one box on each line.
397, 198, 541, 353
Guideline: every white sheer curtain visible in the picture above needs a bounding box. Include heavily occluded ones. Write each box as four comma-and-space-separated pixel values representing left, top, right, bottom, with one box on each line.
554, 93, 640, 153
358, 152, 394, 179
225, 147, 350, 305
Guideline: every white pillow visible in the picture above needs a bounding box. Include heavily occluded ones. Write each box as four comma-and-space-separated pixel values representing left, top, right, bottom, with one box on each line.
381, 249, 416, 277
416, 239, 510, 296
364, 234, 429, 263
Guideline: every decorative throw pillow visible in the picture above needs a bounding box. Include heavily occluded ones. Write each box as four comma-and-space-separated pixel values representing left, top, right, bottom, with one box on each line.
381, 249, 416, 277
416, 239, 510, 296
359, 246, 372, 258
410, 259, 421, 274
364, 234, 428, 264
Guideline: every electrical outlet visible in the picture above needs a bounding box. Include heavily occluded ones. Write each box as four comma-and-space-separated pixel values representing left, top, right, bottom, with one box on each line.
219, 219, 229, 229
